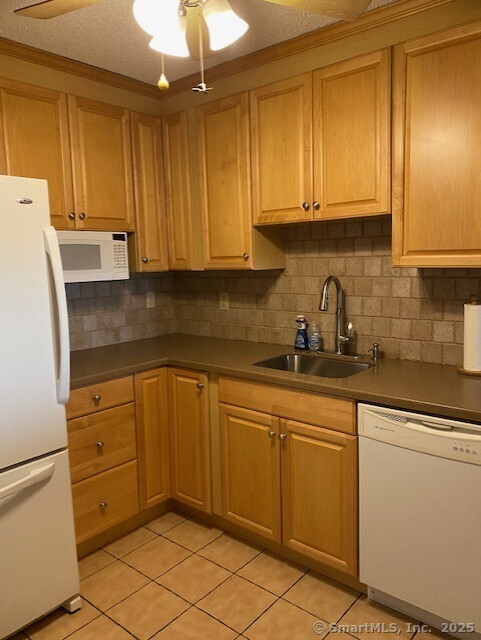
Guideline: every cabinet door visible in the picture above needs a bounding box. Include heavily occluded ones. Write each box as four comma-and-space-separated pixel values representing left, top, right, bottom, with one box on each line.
168, 368, 211, 513
392, 24, 481, 267
68, 96, 135, 230
0, 78, 74, 229
280, 419, 357, 576
162, 111, 195, 270
313, 50, 390, 220
250, 74, 313, 224
135, 369, 170, 510
197, 93, 252, 269
131, 112, 169, 272
219, 404, 281, 542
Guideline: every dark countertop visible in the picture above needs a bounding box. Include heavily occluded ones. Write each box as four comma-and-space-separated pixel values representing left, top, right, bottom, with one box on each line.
70, 334, 481, 423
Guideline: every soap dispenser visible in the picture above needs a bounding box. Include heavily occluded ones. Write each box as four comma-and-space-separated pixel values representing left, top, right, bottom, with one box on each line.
294, 315, 309, 350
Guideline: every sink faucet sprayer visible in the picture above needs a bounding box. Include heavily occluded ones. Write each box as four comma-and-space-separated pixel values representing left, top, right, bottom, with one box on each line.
319, 276, 353, 355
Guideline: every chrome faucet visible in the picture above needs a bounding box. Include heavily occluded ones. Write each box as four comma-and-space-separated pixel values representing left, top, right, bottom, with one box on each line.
319, 276, 353, 355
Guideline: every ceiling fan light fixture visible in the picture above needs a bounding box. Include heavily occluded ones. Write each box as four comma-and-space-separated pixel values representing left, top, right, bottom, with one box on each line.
203, 0, 249, 51
149, 27, 189, 57
133, 0, 179, 37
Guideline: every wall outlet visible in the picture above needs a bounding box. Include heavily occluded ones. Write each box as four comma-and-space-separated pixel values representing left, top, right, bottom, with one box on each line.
146, 291, 155, 309
219, 292, 230, 310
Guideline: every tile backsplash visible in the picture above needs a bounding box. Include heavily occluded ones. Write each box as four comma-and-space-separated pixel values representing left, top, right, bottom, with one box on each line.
67, 273, 175, 351
67, 217, 481, 366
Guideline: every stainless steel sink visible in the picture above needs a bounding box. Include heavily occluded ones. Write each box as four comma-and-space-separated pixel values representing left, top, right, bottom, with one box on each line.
253, 352, 373, 378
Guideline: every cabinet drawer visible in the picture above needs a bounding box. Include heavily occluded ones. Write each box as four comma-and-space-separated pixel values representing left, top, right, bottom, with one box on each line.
72, 460, 139, 544
68, 404, 136, 483
218, 376, 355, 435
67, 376, 134, 419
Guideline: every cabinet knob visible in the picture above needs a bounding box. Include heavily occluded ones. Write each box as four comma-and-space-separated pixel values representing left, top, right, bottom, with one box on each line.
78, 212, 87, 220
278, 433, 287, 442
196, 382, 205, 390
99, 501, 108, 510
68, 212, 76, 220
242, 253, 249, 261
313, 201, 320, 211
92, 394, 101, 403
301, 202, 310, 211
142, 257, 149, 263
96, 441, 104, 450
268, 430, 276, 439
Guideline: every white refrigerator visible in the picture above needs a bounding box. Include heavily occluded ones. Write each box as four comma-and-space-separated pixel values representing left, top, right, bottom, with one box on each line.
0, 175, 80, 639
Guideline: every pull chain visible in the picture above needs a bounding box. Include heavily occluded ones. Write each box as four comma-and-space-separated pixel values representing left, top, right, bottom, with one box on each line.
199, 13, 205, 86
157, 53, 169, 91
192, 10, 212, 93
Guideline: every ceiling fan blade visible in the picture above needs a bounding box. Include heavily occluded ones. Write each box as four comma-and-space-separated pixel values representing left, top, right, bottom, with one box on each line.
14, 0, 103, 19
185, 5, 219, 61
263, 0, 372, 22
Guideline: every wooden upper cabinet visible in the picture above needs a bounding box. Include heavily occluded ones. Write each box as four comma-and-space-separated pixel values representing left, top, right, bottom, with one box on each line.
131, 112, 169, 272
313, 49, 391, 220
68, 96, 135, 231
280, 419, 358, 576
197, 93, 253, 268
0, 78, 74, 229
250, 74, 313, 225
219, 404, 281, 542
162, 111, 196, 270
168, 368, 211, 513
135, 368, 170, 510
392, 23, 481, 267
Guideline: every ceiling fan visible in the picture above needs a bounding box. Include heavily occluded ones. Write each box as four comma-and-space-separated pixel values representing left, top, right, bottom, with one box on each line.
14, 0, 374, 59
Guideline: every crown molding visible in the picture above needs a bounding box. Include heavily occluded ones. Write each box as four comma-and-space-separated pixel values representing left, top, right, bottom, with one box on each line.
0, 38, 162, 100
162, 0, 453, 97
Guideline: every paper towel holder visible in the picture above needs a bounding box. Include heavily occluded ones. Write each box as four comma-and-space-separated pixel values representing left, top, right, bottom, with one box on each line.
458, 294, 481, 376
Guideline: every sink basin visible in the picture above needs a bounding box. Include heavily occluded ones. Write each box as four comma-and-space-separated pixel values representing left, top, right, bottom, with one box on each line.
253, 353, 373, 378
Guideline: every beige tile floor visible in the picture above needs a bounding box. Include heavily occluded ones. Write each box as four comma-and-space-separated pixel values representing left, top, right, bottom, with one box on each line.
15, 511, 453, 640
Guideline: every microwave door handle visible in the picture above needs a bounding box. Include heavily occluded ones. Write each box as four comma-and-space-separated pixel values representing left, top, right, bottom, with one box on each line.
44, 226, 70, 404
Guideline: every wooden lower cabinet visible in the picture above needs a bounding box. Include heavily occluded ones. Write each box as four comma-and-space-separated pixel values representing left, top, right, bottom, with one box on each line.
135, 368, 170, 510
217, 400, 358, 576
280, 419, 357, 576
71, 460, 139, 544
219, 404, 281, 541
169, 368, 211, 513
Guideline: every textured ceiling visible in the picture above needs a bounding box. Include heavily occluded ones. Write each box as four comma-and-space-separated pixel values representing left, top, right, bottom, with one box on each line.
0, 0, 397, 83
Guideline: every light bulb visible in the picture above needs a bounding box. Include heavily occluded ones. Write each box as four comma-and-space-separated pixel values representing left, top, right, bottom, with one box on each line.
203, 0, 249, 51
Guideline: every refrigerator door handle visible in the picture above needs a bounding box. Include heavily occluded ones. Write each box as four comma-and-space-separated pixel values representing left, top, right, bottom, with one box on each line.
44, 226, 70, 404
0, 463, 55, 501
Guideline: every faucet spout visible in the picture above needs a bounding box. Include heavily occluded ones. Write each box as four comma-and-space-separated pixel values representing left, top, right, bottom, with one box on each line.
319, 275, 352, 355
319, 275, 342, 312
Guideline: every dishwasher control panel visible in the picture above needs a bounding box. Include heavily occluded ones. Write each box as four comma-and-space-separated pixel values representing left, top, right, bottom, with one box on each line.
358, 403, 481, 465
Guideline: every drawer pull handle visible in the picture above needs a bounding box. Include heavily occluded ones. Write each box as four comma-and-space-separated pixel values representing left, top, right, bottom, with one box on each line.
78, 212, 87, 220
92, 394, 101, 403
278, 433, 287, 442
96, 441, 104, 450
268, 430, 276, 438
196, 383, 205, 390
99, 501, 108, 510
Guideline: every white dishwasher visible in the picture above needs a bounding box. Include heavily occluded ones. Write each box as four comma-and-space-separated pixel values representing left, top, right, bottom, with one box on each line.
359, 403, 481, 636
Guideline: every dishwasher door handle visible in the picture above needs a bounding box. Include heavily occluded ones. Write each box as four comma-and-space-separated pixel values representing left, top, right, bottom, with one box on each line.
420, 421, 453, 431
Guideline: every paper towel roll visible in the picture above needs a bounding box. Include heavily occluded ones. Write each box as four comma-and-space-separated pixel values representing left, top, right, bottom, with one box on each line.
464, 299, 481, 372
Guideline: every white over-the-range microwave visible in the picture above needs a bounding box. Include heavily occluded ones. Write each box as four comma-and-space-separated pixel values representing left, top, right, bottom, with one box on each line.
56, 231, 129, 283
